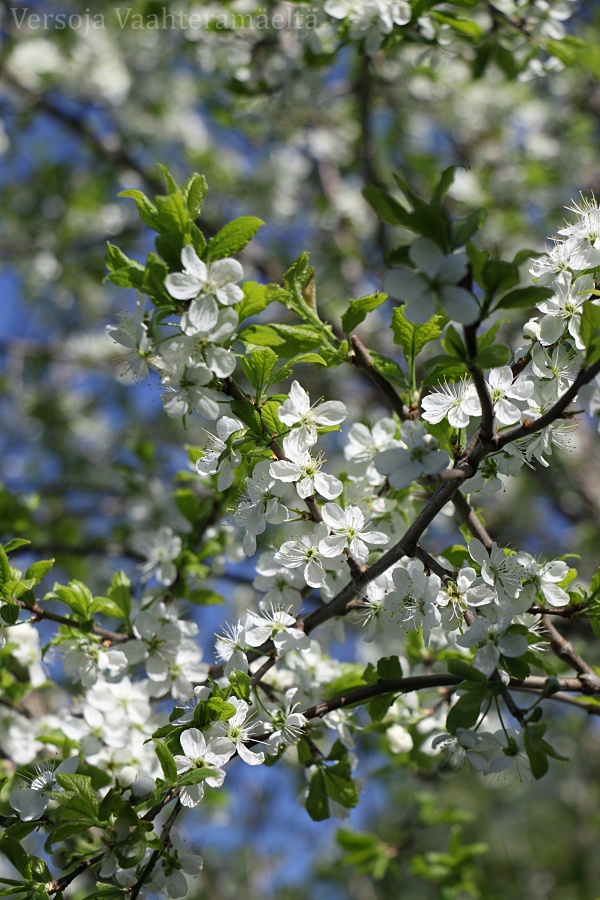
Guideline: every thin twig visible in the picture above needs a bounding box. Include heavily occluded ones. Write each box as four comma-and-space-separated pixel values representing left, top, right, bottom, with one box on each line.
48, 852, 105, 895
494, 359, 600, 452
541, 615, 600, 687
130, 800, 182, 900
301, 673, 600, 721
463, 323, 495, 441
15, 598, 130, 644
350, 335, 412, 421
452, 491, 494, 550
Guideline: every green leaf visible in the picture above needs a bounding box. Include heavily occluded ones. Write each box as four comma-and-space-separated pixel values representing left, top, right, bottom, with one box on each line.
336, 829, 393, 880
524, 730, 549, 779
391, 307, 445, 362
182, 173, 208, 218
139, 253, 171, 311
477, 318, 506, 352
306, 769, 329, 821
369, 351, 408, 388
543, 35, 585, 67
258, 398, 284, 436
446, 687, 487, 733
178, 766, 218, 786
238, 322, 324, 358
207, 216, 264, 260
154, 739, 177, 784
446, 659, 488, 683
0, 833, 36, 881
362, 185, 411, 227
24, 559, 54, 584
235, 281, 270, 323
187, 588, 225, 605
513, 248, 544, 267
441, 325, 468, 361
154, 193, 190, 235
385, 244, 412, 267
240, 348, 279, 395
271, 353, 328, 384
3, 539, 31, 553
432, 11, 483, 39
467, 242, 490, 286
439, 544, 470, 568
367, 693, 396, 722
207, 697, 236, 721
494, 43, 520, 78
410, 205, 452, 250
105, 243, 145, 289
54, 773, 100, 821
107, 571, 131, 619
280, 254, 319, 321
157, 163, 181, 195
88, 884, 128, 899
228, 670, 251, 702
392, 172, 428, 209
451, 209, 486, 249
494, 286, 554, 311
341, 293, 387, 335
45, 580, 94, 618
325, 769, 359, 809
118, 189, 159, 229
422, 357, 469, 387
432, 164, 461, 203
0, 601, 20, 625
230, 399, 262, 436
580, 302, 600, 366
482, 259, 520, 299
472, 344, 511, 368
376, 656, 403, 680
472, 37, 494, 79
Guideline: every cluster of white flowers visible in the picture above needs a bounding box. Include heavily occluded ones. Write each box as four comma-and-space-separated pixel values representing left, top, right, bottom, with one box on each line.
411, 199, 600, 493
9, 189, 600, 898
108, 245, 244, 424
324, 0, 412, 54
353, 538, 568, 663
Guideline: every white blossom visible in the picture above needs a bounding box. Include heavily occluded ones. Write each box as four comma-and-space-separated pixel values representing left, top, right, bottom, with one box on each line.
374, 420, 448, 487
514, 551, 570, 608
196, 416, 244, 490
456, 611, 528, 676
245, 603, 311, 653
166, 245, 244, 333
10, 756, 79, 821
269, 431, 343, 500
421, 379, 480, 429
266, 687, 307, 753
173, 728, 229, 808
319, 501, 388, 562
384, 238, 479, 324
133, 526, 182, 587
210, 698, 265, 766
278, 380, 347, 450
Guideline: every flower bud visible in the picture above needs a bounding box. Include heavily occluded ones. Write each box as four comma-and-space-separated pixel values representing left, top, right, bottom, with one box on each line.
131, 775, 156, 799
117, 766, 138, 789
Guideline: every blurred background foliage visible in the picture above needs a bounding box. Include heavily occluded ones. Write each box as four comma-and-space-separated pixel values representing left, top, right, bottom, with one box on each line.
2, 1, 600, 897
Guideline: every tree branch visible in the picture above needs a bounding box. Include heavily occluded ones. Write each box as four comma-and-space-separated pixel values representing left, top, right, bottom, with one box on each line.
464, 324, 495, 441
302, 673, 600, 721
541, 615, 600, 687
130, 800, 182, 900
494, 359, 600, 452
350, 335, 412, 421
15, 598, 130, 644
451, 491, 494, 550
